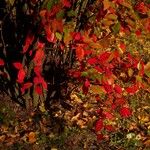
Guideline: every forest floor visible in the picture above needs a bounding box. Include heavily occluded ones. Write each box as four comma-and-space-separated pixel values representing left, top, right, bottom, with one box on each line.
0, 90, 150, 150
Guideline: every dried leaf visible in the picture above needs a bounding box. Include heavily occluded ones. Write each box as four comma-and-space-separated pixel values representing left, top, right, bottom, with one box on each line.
28, 132, 36, 143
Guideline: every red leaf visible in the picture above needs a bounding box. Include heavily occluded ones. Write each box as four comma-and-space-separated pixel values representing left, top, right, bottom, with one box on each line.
82, 79, 90, 94
35, 85, 43, 95
84, 50, 92, 56
114, 84, 122, 94
115, 98, 125, 106
115, 0, 124, 4
23, 33, 34, 53
104, 84, 113, 93
95, 66, 103, 73
76, 45, 84, 61
87, 57, 98, 65
17, 69, 25, 83
0, 59, 5, 66
135, 29, 141, 37
120, 107, 132, 118
69, 70, 81, 78
96, 9, 107, 22
45, 26, 55, 43
97, 134, 104, 141
33, 49, 45, 66
103, 112, 114, 119
33, 76, 47, 90
61, 0, 71, 8
52, 19, 63, 32
126, 84, 139, 94
71, 32, 82, 41
13, 62, 23, 70
119, 42, 126, 52
85, 79, 90, 88
23, 44, 30, 54
34, 66, 42, 76
21, 82, 33, 94
91, 34, 97, 42
33, 77, 40, 84
95, 119, 103, 132
37, 41, 45, 49
135, 2, 148, 14
145, 18, 150, 32
138, 61, 145, 76
98, 52, 111, 63
105, 125, 114, 132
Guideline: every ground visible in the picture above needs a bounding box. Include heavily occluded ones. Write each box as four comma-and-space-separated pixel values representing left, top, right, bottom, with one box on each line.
0, 90, 150, 150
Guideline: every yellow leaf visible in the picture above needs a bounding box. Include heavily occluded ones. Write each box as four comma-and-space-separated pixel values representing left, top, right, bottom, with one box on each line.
70, 93, 83, 103
90, 85, 106, 95
103, 0, 110, 10
106, 14, 118, 20
128, 68, 134, 77
39, 103, 46, 112
77, 119, 86, 128
102, 19, 114, 27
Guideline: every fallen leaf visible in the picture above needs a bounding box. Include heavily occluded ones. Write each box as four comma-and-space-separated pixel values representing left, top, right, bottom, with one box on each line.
28, 132, 36, 143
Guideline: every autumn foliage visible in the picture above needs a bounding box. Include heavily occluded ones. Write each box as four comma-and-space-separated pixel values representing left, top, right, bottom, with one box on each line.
0, 0, 150, 141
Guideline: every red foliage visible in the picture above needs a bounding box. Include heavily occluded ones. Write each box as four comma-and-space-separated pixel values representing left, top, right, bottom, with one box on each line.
98, 52, 111, 63
13, 62, 23, 70
114, 84, 122, 94
35, 85, 43, 95
105, 125, 114, 132
21, 82, 33, 94
95, 119, 103, 132
0, 59, 5, 66
23, 33, 34, 53
17, 69, 26, 83
119, 107, 132, 118
126, 84, 139, 94
61, 0, 71, 8
76, 45, 85, 61
135, 2, 148, 14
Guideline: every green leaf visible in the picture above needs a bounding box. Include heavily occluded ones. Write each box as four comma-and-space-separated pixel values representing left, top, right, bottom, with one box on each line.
81, 72, 88, 77
56, 32, 62, 40
67, 10, 77, 17
112, 22, 120, 34
47, 0, 55, 10
56, 10, 64, 19
145, 71, 150, 78
145, 62, 150, 77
